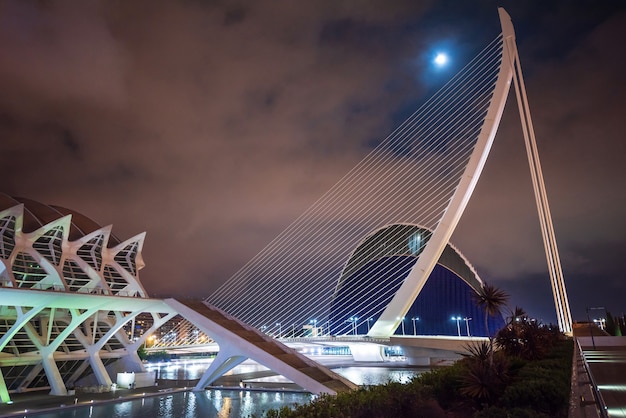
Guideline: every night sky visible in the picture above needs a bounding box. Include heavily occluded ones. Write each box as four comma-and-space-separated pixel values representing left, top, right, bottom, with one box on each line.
1, 1, 624, 324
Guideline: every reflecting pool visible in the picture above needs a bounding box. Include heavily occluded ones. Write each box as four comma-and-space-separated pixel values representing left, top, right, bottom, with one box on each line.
31, 390, 315, 418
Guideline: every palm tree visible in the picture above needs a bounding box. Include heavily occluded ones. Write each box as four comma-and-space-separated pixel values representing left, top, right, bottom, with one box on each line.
508, 306, 527, 325
473, 283, 508, 365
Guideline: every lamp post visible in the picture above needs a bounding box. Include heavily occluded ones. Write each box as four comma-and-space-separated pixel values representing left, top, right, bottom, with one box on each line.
310, 319, 317, 337
412, 317, 420, 335
451, 316, 461, 337
276, 322, 282, 339
367, 318, 373, 333
348, 317, 358, 335
593, 318, 606, 331
587, 307, 605, 349
463, 317, 472, 337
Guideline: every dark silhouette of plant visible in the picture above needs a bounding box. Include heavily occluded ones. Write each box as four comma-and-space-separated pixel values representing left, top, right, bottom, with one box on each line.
496, 313, 563, 360
460, 350, 509, 405
606, 311, 622, 336
462, 340, 491, 363
473, 283, 508, 364
508, 306, 527, 324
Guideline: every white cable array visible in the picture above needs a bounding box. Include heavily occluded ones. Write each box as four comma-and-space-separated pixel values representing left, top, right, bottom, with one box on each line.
153, 317, 214, 348
207, 34, 505, 335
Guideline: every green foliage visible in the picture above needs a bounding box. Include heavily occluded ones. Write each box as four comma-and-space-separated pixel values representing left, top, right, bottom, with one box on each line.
268, 382, 446, 418
144, 350, 172, 362
137, 344, 147, 360
495, 340, 572, 417
414, 361, 465, 409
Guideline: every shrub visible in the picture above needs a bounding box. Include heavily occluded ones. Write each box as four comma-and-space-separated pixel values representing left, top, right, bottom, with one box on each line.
414, 361, 465, 409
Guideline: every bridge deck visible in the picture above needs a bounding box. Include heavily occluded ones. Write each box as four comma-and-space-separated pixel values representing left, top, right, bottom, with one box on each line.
171, 300, 356, 394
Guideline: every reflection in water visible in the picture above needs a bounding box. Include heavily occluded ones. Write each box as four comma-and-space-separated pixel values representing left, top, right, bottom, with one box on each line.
145, 360, 270, 381
31, 390, 315, 418
333, 366, 425, 386
29, 364, 428, 417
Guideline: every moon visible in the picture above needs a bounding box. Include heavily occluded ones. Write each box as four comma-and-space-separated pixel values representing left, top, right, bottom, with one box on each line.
434, 53, 448, 66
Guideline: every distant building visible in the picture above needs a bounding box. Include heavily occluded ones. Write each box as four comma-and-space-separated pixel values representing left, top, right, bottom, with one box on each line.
329, 224, 504, 337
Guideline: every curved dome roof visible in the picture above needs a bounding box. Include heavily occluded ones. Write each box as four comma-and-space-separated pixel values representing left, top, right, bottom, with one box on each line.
0, 193, 121, 246
336, 223, 482, 294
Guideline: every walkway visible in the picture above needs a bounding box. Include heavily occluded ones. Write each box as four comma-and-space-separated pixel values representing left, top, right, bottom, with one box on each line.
571, 322, 626, 418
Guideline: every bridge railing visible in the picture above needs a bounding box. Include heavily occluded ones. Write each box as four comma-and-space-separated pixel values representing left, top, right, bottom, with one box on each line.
576, 338, 609, 418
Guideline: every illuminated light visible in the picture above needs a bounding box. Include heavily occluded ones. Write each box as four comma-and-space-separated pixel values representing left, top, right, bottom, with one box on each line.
434, 53, 448, 66
598, 384, 626, 392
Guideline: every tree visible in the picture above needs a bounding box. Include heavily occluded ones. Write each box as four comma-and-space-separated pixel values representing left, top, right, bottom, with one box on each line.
473, 283, 509, 365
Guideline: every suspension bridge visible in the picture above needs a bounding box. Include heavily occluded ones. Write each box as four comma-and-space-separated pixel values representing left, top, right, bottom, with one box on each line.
0, 8, 571, 401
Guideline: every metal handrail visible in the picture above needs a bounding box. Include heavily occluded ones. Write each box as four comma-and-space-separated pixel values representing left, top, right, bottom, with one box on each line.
577, 338, 609, 418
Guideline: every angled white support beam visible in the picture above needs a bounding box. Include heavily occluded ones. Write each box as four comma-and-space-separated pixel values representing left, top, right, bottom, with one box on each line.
87, 352, 113, 387
0, 305, 48, 352
194, 349, 247, 391
164, 299, 357, 395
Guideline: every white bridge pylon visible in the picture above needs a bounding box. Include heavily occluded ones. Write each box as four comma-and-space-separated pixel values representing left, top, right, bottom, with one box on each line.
370, 8, 572, 336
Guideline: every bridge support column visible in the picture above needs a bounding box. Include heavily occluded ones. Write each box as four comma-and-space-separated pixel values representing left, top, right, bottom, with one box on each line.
347, 343, 386, 362
88, 351, 113, 387
401, 346, 462, 367
194, 348, 247, 391
41, 353, 67, 396
0, 369, 10, 403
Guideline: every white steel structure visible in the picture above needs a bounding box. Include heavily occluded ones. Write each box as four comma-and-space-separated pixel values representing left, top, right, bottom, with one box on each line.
0, 194, 353, 402
209, 9, 572, 336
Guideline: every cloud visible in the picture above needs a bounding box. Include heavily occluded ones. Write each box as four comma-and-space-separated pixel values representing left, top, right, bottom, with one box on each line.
0, 1, 624, 321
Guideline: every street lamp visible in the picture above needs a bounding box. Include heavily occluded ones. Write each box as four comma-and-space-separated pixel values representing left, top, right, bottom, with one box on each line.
348, 317, 358, 335
412, 317, 420, 335
310, 319, 317, 337
451, 316, 462, 337
587, 307, 606, 350
367, 318, 373, 333
463, 317, 472, 337
276, 322, 282, 339
593, 318, 606, 331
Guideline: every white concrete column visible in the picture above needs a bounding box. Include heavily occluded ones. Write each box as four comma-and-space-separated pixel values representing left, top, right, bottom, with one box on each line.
40, 353, 67, 396
0, 368, 11, 403
87, 351, 113, 387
